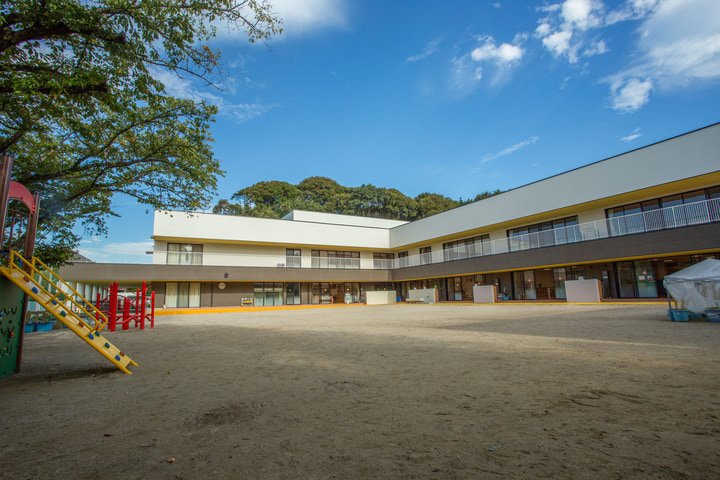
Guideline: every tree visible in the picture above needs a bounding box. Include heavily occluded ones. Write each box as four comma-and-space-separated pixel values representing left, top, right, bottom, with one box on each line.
344, 184, 417, 220
414, 192, 460, 218
1, 1, 282, 264
297, 176, 349, 211
217, 178, 504, 221
230, 180, 303, 218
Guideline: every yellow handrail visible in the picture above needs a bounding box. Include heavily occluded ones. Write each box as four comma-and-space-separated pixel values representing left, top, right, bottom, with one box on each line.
8, 250, 108, 331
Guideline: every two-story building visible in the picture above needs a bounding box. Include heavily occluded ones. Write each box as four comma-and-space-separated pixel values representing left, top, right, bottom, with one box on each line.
61, 123, 720, 307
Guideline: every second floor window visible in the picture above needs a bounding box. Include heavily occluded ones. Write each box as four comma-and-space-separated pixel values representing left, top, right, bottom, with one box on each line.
286, 248, 301, 268
373, 252, 395, 269
311, 250, 360, 269
167, 243, 203, 265
419, 246, 432, 265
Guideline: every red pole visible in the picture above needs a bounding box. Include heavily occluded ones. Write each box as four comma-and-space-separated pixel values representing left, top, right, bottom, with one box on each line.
139, 282, 146, 330
150, 291, 155, 328
134, 289, 140, 329
109, 282, 118, 332
122, 297, 130, 330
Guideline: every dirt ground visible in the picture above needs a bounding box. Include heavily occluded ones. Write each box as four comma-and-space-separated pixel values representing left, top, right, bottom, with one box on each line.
1, 304, 719, 479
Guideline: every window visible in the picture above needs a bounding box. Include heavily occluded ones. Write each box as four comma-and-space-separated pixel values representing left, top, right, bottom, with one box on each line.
443, 235, 490, 261
311, 250, 360, 269
167, 243, 203, 265
254, 282, 283, 306
165, 282, 201, 307
398, 251, 409, 268
373, 252, 394, 269
286, 248, 301, 268
607, 185, 720, 234
285, 283, 301, 305
419, 246, 432, 265
507, 217, 577, 251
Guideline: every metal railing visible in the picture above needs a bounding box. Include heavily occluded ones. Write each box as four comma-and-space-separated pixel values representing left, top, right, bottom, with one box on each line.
74, 197, 720, 270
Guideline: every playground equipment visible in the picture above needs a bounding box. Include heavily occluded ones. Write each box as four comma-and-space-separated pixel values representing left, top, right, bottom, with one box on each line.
0, 153, 137, 376
96, 282, 155, 332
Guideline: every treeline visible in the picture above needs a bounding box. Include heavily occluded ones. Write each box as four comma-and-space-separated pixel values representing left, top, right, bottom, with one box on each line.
213, 177, 502, 221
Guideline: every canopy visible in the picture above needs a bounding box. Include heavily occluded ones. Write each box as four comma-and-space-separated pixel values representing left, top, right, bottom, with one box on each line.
663, 258, 720, 313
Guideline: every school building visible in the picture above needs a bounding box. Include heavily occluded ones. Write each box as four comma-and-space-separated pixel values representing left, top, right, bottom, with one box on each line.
60, 123, 720, 308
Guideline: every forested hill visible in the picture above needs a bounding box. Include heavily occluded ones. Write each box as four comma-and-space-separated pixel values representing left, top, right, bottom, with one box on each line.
213, 177, 502, 221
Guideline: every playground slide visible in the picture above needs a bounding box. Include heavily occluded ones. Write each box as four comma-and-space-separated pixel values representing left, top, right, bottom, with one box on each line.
0, 251, 137, 374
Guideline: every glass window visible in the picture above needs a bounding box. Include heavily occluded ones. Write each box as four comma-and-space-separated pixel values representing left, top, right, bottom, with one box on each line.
708, 187, 720, 222
641, 199, 660, 211
373, 252, 394, 269
419, 246, 432, 265
398, 251, 409, 268
286, 248, 301, 268
167, 243, 202, 265
683, 190, 707, 204
165, 282, 201, 307
661, 194, 683, 208
311, 250, 359, 269
285, 283, 301, 305
622, 203, 644, 234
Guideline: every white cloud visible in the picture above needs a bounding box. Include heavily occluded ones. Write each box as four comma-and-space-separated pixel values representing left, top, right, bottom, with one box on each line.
604, 0, 720, 112
561, 0, 598, 30
621, 128, 642, 141
583, 39, 607, 57
450, 35, 524, 94
638, 0, 720, 84
270, 0, 349, 35
536, 22, 552, 37
153, 69, 277, 123
406, 37, 442, 63
535, 0, 610, 63
481, 136, 539, 163
609, 77, 653, 112
449, 56, 483, 94
212, 0, 348, 41
78, 241, 154, 262
543, 30, 573, 57
471, 36, 524, 64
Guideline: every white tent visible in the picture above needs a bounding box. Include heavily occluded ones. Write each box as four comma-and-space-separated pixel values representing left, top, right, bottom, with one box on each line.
663, 258, 720, 314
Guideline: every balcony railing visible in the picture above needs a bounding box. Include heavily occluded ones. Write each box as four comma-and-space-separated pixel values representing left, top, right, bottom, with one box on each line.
74, 197, 720, 269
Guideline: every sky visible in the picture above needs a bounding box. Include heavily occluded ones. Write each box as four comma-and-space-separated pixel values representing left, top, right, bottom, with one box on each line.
78, 0, 720, 263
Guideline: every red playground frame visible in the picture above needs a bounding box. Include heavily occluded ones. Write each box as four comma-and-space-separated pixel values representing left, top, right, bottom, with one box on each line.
96, 281, 155, 332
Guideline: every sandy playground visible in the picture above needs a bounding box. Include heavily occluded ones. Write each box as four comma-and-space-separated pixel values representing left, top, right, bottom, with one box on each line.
1, 303, 719, 479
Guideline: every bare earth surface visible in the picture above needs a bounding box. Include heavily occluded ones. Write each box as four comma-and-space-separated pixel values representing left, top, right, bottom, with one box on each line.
1, 304, 720, 479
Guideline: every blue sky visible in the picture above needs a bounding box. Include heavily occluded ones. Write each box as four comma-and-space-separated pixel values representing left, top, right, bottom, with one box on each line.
79, 0, 720, 262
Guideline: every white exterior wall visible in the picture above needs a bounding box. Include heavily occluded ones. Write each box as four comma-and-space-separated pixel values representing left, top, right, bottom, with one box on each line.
284, 210, 408, 228
202, 244, 286, 267
154, 211, 393, 249
389, 124, 720, 248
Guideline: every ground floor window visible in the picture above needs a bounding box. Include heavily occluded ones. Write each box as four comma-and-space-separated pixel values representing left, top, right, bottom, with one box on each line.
286, 282, 301, 305
254, 282, 283, 306
615, 260, 658, 298
311, 282, 360, 304
165, 282, 201, 308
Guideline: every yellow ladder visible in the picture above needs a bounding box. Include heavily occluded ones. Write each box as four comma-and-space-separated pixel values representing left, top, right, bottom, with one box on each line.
0, 251, 137, 374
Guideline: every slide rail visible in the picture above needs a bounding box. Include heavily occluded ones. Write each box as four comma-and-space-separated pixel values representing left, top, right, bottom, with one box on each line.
6, 250, 108, 331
